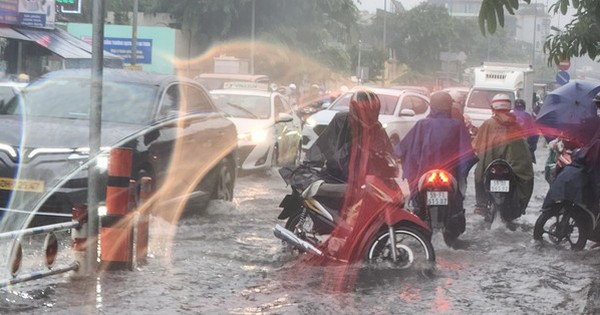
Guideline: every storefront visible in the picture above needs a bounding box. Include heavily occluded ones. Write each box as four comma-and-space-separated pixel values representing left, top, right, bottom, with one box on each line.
0, 24, 123, 81
0, 0, 122, 81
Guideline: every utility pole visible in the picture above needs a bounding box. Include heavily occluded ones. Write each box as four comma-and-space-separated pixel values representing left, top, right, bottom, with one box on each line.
250, 0, 255, 75
531, 1, 537, 66
88, 0, 105, 277
357, 40, 362, 85
131, 0, 138, 66
382, 0, 387, 86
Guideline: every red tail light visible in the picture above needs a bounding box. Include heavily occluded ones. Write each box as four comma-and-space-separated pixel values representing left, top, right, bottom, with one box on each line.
426, 170, 450, 185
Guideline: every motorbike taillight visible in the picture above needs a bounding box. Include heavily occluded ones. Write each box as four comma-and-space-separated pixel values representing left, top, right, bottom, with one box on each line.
490, 164, 509, 175
426, 170, 451, 186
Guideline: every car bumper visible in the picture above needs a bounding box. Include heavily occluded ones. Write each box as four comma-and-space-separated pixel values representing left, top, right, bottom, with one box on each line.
237, 142, 272, 171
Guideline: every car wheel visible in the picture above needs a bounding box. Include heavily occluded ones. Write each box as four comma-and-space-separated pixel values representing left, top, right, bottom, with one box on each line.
212, 158, 235, 201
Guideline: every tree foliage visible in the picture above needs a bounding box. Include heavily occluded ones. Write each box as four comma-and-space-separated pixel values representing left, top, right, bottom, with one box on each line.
479, 0, 600, 64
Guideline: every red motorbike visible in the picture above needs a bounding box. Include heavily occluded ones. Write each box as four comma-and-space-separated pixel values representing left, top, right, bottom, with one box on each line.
273, 165, 436, 269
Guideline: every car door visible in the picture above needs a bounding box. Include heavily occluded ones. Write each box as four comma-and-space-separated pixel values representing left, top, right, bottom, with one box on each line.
149, 82, 235, 198
273, 94, 299, 163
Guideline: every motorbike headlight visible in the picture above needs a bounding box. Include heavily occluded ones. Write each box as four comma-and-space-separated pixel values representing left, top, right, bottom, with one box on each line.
238, 129, 268, 143
305, 117, 317, 127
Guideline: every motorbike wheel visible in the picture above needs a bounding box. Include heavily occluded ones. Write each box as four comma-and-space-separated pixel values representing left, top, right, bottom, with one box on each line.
533, 205, 588, 250
365, 226, 435, 269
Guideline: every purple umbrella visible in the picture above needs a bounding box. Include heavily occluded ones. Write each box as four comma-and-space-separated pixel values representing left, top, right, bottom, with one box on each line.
536, 80, 600, 145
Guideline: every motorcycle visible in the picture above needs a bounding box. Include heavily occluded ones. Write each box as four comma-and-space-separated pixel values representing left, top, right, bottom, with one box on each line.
273, 165, 436, 269
482, 159, 520, 230
533, 153, 598, 250
414, 169, 465, 247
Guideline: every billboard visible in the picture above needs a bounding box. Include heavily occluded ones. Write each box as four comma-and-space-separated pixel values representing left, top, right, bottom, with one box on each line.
104, 37, 152, 64
0, 0, 55, 29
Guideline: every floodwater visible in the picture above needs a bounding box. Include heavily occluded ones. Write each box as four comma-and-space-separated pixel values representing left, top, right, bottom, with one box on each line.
2, 145, 600, 314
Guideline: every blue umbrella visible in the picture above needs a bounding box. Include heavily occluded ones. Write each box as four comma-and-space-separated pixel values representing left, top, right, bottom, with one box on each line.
536, 80, 600, 144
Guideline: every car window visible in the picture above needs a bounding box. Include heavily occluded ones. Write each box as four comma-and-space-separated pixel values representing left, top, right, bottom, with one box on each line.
410, 96, 429, 115
274, 95, 286, 116
211, 93, 271, 119
330, 93, 352, 111
399, 95, 414, 114
160, 84, 181, 117
181, 84, 214, 113
466, 89, 515, 109
9, 79, 156, 124
378, 94, 399, 115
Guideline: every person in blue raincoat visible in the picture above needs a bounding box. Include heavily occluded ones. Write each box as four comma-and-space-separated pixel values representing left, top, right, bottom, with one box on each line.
511, 99, 540, 163
394, 91, 478, 219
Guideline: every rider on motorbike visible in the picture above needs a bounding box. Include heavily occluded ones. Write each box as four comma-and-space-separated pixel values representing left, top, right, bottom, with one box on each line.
303, 89, 398, 259
473, 94, 534, 223
511, 98, 540, 163
394, 91, 478, 216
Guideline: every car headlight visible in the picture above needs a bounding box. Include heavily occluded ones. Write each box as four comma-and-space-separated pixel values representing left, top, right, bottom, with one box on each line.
0, 143, 17, 159
238, 129, 268, 143
381, 122, 388, 129
305, 117, 317, 127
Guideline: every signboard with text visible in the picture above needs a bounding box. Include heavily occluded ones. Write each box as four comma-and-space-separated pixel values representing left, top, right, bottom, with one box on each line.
17, 0, 55, 29
0, 0, 55, 29
104, 37, 153, 65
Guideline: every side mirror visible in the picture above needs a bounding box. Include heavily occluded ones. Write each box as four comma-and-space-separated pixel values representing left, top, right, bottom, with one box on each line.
321, 102, 330, 109
400, 109, 415, 117
277, 112, 294, 123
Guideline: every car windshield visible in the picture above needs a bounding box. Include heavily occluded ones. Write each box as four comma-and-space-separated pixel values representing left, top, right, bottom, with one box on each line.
211, 93, 271, 119
466, 89, 516, 109
0, 78, 157, 124
329, 92, 398, 115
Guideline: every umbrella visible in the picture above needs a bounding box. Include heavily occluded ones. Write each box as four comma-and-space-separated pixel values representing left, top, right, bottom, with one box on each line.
536, 80, 600, 145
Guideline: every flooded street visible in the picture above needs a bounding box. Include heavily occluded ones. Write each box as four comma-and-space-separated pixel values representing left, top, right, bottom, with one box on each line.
2, 145, 600, 314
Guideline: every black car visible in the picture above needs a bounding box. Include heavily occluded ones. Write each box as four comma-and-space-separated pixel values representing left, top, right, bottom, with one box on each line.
0, 69, 238, 227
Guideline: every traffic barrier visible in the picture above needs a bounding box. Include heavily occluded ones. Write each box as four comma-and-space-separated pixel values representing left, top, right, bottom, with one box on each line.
136, 176, 152, 265
0, 208, 83, 287
100, 147, 134, 270
71, 204, 88, 278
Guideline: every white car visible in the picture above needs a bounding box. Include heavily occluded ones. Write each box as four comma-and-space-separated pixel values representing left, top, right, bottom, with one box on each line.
302, 87, 430, 150
211, 88, 302, 171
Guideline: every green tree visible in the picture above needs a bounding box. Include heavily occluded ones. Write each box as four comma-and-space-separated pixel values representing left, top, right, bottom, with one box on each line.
479, 0, 600, 64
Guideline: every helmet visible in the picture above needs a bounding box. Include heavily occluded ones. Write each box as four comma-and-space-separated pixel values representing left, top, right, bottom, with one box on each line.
430, 91, 453, 112
350, 90, 380, 127
288, 83, 296, 90
491, 94, 512, 110
514, 98, 526, 109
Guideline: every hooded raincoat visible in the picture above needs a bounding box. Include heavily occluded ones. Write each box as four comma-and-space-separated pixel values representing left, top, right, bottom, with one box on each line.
473, 111, 534, 216
395, 107, 478, 195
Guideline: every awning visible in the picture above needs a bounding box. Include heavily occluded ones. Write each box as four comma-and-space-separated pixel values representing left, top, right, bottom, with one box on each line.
13, 26, 94, 59
11, 26, 122, 61
0, 25, 32, 41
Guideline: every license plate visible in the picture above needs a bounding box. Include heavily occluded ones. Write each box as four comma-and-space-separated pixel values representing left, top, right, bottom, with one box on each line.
0, 177, 45, 193
427, 191, 448, 206
490, 179, 510, 192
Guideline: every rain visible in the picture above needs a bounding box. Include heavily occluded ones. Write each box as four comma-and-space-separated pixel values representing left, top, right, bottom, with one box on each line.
1, 0, 600, 314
